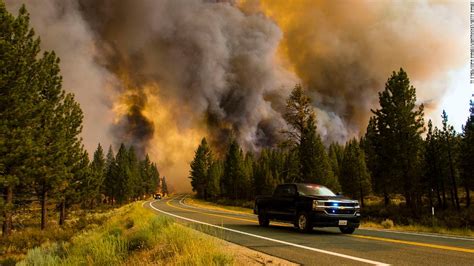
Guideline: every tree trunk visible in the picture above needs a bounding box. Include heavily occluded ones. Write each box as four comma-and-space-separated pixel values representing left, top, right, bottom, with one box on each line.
440, 179, 447, 209
465, 185, 471, 208
2, 186, 13, 237
358, 167, 365, 207
435, 182, 442, 208
449, 188, 455, 208
383, 189, 389, 206
446, 138, 460, 210
59, 200, 66, 226
41, 189, 47, 230
428, 187, 433, 212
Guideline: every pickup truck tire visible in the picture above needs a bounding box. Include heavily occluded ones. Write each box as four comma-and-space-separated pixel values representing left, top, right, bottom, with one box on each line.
339, 226, 356, 234
296, 212, 312, 233
257, 208, 270, 227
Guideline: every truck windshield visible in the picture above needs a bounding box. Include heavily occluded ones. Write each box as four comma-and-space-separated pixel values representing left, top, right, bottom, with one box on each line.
298, 184, 336, 196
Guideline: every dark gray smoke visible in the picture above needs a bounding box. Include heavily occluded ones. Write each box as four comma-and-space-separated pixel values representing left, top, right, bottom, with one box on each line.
77, 0, 296, 153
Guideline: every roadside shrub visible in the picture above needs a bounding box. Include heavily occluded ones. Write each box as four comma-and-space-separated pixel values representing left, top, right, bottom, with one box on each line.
124, 218, 134, 229
107, 227, 123, 238
17, 247, 60, 266
0, 257, 17, 266
127, 228, 153, 251
74, 234, 128, 265
381, 219, 394, 229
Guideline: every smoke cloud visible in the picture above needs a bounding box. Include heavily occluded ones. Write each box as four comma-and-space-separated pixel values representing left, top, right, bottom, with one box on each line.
77, 0, 297, 152
241, 0, 468, 136
5, 0, 468, 191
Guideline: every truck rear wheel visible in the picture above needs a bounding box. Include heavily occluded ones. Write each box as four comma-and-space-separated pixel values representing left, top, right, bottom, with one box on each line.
339, 226, 356, 234
296, 212, 312, 233
257, 208, 270, 227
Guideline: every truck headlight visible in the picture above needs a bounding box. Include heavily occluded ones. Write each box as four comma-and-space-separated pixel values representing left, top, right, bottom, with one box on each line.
312, 200, 324, 210
354, 200, 360, 210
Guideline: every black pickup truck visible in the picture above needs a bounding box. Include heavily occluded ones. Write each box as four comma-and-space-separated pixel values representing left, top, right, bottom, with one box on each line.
254, 183, 360, 233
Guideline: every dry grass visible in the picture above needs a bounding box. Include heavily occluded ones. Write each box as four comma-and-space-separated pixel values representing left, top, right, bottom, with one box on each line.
14, 202, 234, 266
186, 197, 254, 215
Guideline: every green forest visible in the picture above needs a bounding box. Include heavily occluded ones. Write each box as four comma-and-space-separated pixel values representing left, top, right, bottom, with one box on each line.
0, 4, 165, 237
189, 71, 474, 228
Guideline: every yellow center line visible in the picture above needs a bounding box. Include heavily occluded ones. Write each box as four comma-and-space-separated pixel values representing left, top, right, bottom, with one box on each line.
352, 235, 474, 253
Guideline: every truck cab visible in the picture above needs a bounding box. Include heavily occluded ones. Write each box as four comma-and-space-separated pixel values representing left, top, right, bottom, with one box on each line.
254, 183, 360, 233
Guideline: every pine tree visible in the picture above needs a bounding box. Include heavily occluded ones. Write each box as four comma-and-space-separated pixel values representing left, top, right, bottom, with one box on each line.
161, 176, 169, 195
441, 110, 460, 210
59, 149, 89, 225
328, 143, 344, 185
253, 149, 278, 196
207, 160, 222, 199
300, 115, 340, 191
127, 146, 141, 200
140, 154, 159, 197
114, 144, 130, 204
371, 68, 425, 213
103, 145, 117, 204
150, 162, 160, 194
424, 120, 445, 208
282, 148, 299, 183
283, 84, 312, 145
87, 143, 106, 208
240, 153, 253, 200
222, 139, 245, 199
460, 101, 474, 207
189, 138, 212, 199
1, 3, 42, 235
363, 117, 388, 205
340, 139, 371, 206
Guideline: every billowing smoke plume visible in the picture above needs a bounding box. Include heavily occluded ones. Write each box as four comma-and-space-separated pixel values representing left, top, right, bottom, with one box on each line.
76, 0, 298, 153
241, 0, 468, 139
5, 0, 468, 191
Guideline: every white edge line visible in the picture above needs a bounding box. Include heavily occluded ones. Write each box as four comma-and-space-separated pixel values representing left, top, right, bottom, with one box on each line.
147, 199, 390, 266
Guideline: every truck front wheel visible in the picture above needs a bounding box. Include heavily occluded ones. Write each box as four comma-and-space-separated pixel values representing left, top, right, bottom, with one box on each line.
296, 212, 312, 233
257, 208, 270, 227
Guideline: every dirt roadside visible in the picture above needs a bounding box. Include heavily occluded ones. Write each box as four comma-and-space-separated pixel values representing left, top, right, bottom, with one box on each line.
216, 236, 299, 266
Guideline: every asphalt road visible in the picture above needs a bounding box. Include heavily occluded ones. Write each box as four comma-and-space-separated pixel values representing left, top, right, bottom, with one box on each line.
145, 195, 474, 265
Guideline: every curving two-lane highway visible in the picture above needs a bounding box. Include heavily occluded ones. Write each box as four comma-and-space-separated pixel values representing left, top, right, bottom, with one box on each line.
145, 195, 474, 265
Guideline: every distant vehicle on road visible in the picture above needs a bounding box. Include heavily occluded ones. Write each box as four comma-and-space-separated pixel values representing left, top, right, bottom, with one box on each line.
154, 193, 162, 200
254, 183, 360, 234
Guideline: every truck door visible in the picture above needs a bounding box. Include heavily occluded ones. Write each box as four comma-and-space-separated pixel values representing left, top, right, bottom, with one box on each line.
270, 184, 297, 221
280, 184, 297, 221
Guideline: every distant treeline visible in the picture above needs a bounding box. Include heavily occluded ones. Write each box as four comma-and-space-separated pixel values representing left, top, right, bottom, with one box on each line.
190, 69, 474, 218
0, 4, 164, 236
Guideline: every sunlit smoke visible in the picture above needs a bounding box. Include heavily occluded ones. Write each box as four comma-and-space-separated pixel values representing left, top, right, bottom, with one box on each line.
240, 0, 468, 134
